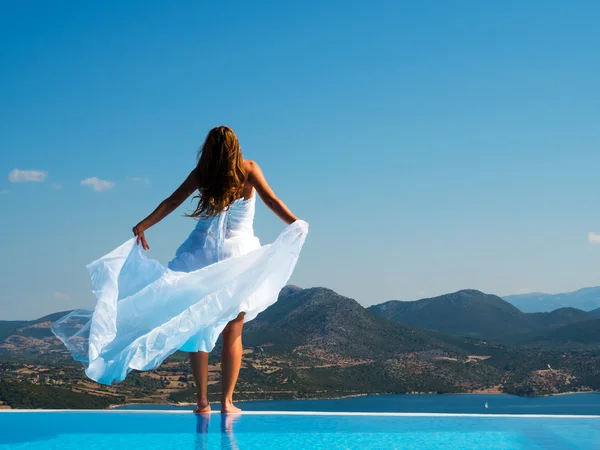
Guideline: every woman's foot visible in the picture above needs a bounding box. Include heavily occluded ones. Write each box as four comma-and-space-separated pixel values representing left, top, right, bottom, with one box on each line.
194, 398, 211, 414
221, 398, 242, 414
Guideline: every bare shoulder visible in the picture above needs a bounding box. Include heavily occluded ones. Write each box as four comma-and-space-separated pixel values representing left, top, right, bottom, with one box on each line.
243, 159, 259, 176
244, 159, 257, 169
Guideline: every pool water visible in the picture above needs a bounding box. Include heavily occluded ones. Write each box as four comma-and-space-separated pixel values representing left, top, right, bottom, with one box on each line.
1, 412, 599, 449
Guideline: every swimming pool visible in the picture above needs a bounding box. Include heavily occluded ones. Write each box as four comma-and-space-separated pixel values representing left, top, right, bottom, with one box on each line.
1, 411, 599, 449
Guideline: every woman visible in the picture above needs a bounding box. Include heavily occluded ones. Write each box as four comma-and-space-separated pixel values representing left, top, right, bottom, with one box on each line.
52, 126, 308, 414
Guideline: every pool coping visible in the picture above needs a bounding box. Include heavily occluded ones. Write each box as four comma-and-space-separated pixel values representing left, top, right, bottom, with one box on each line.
1, 410, 599, 418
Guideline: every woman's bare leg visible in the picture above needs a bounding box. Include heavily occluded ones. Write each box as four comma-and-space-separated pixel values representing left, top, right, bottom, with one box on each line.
190, 351, 211, 413
220, 312, 245, 414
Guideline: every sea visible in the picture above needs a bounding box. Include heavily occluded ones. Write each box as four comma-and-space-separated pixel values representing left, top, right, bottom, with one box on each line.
118, 393, 600, 415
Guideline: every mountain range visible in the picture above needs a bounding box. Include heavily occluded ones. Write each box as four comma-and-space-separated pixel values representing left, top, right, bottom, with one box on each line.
3, 287, 600, 356
503, 287, 600, 313
3, 285, 600, 408
368, 290, 600, 342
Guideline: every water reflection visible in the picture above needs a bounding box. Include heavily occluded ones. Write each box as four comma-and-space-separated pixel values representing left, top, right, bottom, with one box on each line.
220, 414, 240, 450
194, 413, 211, 449
194, 413, 241, 450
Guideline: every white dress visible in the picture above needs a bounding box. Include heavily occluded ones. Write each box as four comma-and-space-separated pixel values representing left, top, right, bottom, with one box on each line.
52, 194, 308, 385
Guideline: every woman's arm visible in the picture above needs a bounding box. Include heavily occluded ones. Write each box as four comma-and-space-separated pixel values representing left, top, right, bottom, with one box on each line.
132, 168, 198, 249
247, 160, 299, 225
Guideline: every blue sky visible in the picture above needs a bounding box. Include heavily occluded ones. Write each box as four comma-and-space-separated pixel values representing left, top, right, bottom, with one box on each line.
1, 1, 600, 319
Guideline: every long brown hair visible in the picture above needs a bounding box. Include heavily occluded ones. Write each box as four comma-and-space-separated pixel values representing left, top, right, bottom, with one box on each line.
187, 126, 247, 218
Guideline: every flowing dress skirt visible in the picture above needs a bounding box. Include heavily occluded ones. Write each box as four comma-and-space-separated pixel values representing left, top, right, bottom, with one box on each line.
52, 220, 308, 385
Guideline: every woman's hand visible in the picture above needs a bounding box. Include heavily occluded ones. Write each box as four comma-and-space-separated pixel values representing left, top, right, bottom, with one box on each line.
132, 223, 150, 250
129, 168, 198, 250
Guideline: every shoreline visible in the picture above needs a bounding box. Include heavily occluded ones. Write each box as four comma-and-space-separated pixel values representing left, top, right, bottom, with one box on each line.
109, 392, 375, 410
108, 390, 599, 410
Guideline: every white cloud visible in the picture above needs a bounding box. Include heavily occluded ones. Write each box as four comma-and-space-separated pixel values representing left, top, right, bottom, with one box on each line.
80, 177, 116, 192
8, 169, 47, 183
589, 232, 600, 244
53, 291, 71, 301
51, 183, 62, 190
0, 189, 9, 195
415, 290, 425, 297
127, 176, 150, 184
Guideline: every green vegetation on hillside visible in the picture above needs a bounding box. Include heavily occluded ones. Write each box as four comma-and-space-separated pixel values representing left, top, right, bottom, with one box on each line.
369, 290, 599, 342
0, 380, 123, 409
2, 286, 600, 409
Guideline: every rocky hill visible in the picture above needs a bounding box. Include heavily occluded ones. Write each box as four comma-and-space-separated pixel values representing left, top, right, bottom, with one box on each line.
368, 290, 597, 341
244, 287, 459, 361
515, 318, 600, 346
2, 287, 600, 408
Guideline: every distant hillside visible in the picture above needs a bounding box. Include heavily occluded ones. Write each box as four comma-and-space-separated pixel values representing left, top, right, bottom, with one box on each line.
0, 311, 70, 341
528, 307, 594, 329
0, 311, 74, 359
1, 289, 458, 362
368, 290, 596, 341
368, 290, 529, 339
518, 318, 600, 345
244, 287, 457, 360
504, 287, 600, 313
3, 286, 600, 405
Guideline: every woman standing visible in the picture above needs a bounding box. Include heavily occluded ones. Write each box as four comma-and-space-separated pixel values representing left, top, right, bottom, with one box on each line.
53, 126, 308, 414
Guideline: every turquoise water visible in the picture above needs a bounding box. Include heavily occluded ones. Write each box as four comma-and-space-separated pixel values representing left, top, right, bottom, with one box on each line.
1, 411, 599, 449
121, 393, 600, 415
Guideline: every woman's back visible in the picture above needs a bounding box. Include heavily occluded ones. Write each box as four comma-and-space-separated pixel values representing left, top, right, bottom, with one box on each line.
168, 192, 261, 272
